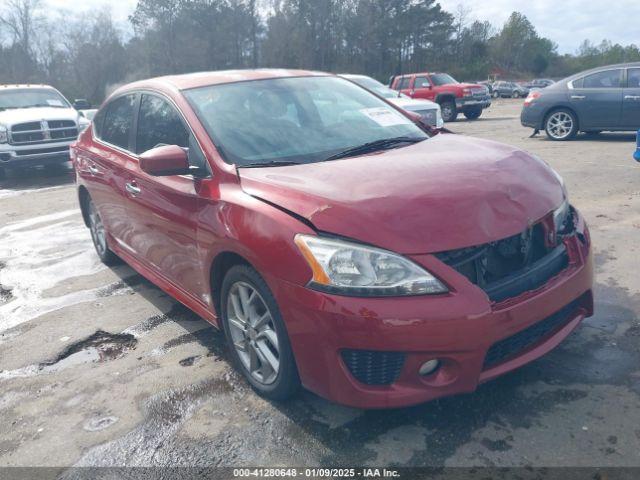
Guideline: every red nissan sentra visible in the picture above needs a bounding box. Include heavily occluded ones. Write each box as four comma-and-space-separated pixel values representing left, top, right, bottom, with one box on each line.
71, 70, 593, 408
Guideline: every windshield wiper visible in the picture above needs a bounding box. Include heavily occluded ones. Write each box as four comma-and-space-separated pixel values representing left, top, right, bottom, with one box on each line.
237, 160, 303, 168
324, 136, 425, 161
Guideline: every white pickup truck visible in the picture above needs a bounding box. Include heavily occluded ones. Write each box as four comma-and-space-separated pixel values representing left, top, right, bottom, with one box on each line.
0, 84, 90, 177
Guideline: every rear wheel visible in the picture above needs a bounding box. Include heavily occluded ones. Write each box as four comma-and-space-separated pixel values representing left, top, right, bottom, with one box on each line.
87, 197, 119, 265
464, 107, 482, 120
440, 100, 458, 122
221, 264, 300, 401
544, 109, 578, 141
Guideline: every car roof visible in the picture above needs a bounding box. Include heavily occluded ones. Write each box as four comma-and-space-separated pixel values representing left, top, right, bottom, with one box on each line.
339, 74, 371, 80
566, 62, 640, 80
0, 84, 56, 90
111, 69, 331, 97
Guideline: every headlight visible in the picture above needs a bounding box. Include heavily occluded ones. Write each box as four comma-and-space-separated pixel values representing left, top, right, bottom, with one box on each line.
294, 234, 448, 297
0, 125, 8, 144
78, 117, 90, 133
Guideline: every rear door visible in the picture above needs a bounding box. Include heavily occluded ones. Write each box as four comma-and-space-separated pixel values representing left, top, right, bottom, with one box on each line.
569, 69, 623, 129
412, 75, 436, 101
80, 93, 138, 248
124, 92, 210, 300
394, 76, 413, 97
622, 67, 640, 129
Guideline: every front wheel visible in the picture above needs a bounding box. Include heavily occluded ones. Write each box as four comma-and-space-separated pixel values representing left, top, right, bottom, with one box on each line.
493, 91, 500, 98
464, 107, 482, 120
221, 264, 300, 401
544, 109, 578, 141
440, 100, 458, 122
512, 91, 520, 99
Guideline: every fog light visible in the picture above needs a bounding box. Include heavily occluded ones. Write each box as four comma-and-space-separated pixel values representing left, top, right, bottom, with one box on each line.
418, 359, 440, 376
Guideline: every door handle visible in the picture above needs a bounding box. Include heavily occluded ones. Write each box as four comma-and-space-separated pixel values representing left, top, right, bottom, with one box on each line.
571, 95, 586, 100
88, 164, 100, 175
125, 182, 141, 195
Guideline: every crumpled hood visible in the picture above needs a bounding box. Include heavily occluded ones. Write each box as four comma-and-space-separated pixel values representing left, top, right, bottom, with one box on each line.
239, 134, 564, 254
0, 107, 79, 127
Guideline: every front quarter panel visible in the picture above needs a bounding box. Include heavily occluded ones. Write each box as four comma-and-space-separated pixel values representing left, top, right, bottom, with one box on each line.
198, 181, 316, 317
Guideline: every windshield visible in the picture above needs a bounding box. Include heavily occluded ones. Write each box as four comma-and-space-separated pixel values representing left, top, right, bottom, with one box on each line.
430, 74, 458, 86
0, 88, 71, 111
184, 76, 427, 167
347, 76, 407, 99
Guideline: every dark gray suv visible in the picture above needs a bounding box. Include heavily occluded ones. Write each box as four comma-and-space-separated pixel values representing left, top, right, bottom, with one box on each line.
521, 62, 640, 140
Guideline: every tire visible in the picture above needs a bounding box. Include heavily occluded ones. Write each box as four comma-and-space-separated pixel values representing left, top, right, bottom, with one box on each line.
544, 108, 578, 141
221, 264, 300, 401
493, 91, 500, 98
464, 107, 482, 120
440, 100, 458, 122
512, 91, 520, 99
87, 197, 120, 265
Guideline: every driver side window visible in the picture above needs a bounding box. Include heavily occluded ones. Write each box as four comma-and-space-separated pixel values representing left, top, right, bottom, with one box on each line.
136, 94, 208, 171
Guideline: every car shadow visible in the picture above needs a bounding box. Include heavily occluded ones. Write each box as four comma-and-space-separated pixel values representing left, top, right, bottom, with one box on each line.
0, 162, 75, 193
535, 132, 637, 143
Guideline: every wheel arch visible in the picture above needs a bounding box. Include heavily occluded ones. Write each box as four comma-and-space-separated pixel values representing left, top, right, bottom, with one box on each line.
543, 104, 580, 132
209, 250, 254, 318
435, 93, 456, 104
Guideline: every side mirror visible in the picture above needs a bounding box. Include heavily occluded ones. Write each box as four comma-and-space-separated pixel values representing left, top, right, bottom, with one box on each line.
139, 145, 190, 176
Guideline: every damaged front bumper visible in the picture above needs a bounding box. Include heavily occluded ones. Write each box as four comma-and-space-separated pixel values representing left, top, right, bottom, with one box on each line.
270, 207, 593, 408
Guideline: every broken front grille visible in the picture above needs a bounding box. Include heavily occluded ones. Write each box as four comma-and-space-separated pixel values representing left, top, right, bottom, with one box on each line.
436, 214, 574, 303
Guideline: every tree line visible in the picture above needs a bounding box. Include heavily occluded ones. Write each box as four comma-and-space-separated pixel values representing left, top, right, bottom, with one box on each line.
1, 0, 639, 105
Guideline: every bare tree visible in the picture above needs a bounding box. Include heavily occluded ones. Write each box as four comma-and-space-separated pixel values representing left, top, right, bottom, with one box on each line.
0, 0, 42, 54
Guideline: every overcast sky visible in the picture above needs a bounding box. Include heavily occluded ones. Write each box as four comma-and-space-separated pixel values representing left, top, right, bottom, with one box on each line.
44, 0, 638, 55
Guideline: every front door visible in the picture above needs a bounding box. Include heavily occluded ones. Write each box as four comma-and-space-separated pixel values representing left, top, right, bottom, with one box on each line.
569, 69, 623, 129
124, 93, 210, 302
412, 76, 435, 101
622, 68, 640, 129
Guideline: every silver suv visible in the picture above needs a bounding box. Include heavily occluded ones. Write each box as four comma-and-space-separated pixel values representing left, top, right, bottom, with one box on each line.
0, 84, 90, 177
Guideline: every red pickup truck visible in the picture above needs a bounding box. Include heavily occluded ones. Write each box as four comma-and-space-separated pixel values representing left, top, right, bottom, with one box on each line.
391, 72, 491, 122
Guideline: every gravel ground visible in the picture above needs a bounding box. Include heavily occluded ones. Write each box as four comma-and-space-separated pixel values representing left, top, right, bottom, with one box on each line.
0, 99, 639, 470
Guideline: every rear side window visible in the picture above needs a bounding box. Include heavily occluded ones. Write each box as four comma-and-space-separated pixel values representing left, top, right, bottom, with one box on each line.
136, 94, 189, 154
414, 76, 431, 89
396, 77, 411, 90
628, 68, 640, 88
101, 94, 137, 150
582, 69, 622, 88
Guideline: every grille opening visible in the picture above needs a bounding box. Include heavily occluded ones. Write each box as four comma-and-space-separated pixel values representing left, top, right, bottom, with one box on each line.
11, 122, 41, 132
483, 297, 583, 370
436, 213, 576, 302
341, 349, 405, 386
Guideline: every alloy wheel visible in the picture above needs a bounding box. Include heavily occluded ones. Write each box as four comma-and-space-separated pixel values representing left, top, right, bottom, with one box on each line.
546, 111, 574, 140
226, 281, 280, 385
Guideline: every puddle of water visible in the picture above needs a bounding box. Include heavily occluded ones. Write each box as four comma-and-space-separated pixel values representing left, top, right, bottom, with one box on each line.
84, 416, 119, 432
0, 330, 137, 380
0, 210, 108, 332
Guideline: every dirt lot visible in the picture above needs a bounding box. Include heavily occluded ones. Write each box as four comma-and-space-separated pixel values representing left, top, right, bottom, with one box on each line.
1, 99, 639, 470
